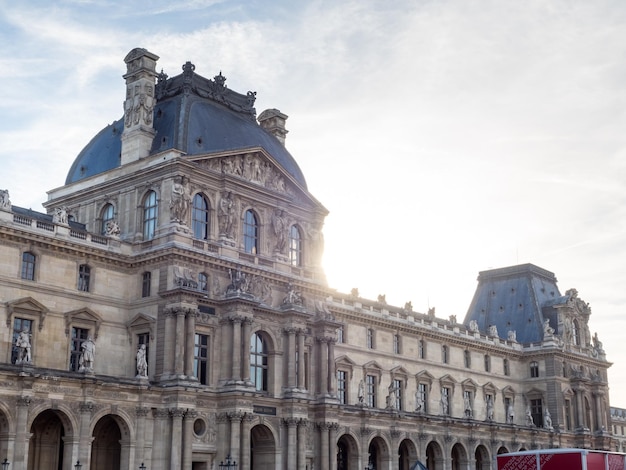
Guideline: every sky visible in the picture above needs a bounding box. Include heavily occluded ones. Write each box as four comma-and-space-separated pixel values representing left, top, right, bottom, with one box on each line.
1, 0, 626, 406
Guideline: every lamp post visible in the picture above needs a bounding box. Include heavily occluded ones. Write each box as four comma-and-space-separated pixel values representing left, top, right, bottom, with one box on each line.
1, 458, 9, 470
218, 454, 238, 469
74, 461, 82, 470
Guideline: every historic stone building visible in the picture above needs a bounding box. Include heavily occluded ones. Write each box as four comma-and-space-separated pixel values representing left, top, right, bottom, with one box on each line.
0, 48, 618, 470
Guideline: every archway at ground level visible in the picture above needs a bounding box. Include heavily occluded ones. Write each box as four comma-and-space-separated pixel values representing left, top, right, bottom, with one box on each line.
497, 447, 509, 455
91, 415, 122, 470
367, 436, 390, 470
28, 409, 72, 470
337, 433, 359, 470
426, 441, 444, 470
451, 443, 468, 470
475, 444, 490, 470
399, 438, 418, 470
250, 424, 276, 469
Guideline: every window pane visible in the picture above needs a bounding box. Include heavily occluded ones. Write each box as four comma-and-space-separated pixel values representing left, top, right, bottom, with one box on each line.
78, 264, 90, 292
101, 204, 114, 235
192, 194, 209, 240
143, 191, 158, 240
243, 210, 258, 254
289, 225, 302, 266
21, 252, 36, 280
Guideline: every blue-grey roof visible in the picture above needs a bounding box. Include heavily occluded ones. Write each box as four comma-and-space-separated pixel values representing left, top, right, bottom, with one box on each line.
463, 263, 562, 344
66, 64, 307, 188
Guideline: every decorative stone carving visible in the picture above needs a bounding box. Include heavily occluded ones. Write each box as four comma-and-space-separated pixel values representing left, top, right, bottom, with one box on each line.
282, 282, 303, 306
272, 209, 287, 253
104, 220, 121, 237
15, 328, 32, 365
226, 267, 251, 296
174, 266, 198, 289
136, 344, 148, 378
218, 191, 235, 238
79, 336, 96, 373
52, 207, 69, 225
468, 320, 479, 332
169, 176, 190, 224
0, 189, 11, 211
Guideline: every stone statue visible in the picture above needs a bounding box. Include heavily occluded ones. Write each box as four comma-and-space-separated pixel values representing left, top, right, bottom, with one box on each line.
272, 209, 287, 253
488, 324, 498, 337
593, 332, 604, 351
169, 177, 190, 224
136, 344, 148, 377
15, 328, 32, 365
53, 207, 69, 225
105, 220, 121, 237
350, 288, 359, 298
226, 268, 249, 295
0, 189, 11, 211
358, 380, 365, 404
282, 282, 303, 306
544, 409, 553, 430
507, 402, 515, 424
440, 390, 449, 415
218, 192, 235, 238
377, 294, 386, 304
464, 395, 472, 418
415, 390, 424, 412
543, 319, 554, 337
507, 330, 517, 341
79, 336, 96, 373
449, 315, 457, 324
404, 301, 413, 312
428, 307, 436, 317
387, 382, 397, 409
468, 320, 479, 332
486, 396, 494, 421
525, 405, 534, 426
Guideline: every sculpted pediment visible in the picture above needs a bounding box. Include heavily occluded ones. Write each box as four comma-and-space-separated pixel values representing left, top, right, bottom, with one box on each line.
64, 308, 103, 338
6, 297, 49, 330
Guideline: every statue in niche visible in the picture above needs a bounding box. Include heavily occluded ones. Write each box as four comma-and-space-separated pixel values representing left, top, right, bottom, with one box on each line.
136, 344, 148, 378
464, 395, 472, 418
386, 382, 397, 409
53, 207, 69, 225
15, 328, 32, 365
169, 176, 190, 224
272, 209, 287, 253
218, 191, 235, 238
79, 336, 96, 373
0, 189, 11, 211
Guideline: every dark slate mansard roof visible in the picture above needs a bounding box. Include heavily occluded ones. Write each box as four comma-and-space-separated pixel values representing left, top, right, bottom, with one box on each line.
463, 263, 569, 344
65, 61, 307, 188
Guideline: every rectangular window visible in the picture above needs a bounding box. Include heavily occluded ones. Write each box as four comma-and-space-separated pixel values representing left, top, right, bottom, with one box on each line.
565, 399, 572, 430
418, 383, 428, 413
337, 370, 347, 404
484, 354, 491, 372
418, 339, 425, 359
70, 327, 89, 371
530, 398, 543, 427
464, 350, 471, 368
530, 361, 539, 378
393, 378, 402, 410
393, 334, 401, 354
366, 329, 374, 349
442, 345, 449, 364
12, 317, 33, 364
194, 333, 209, 385
142, 272, 151, 297
366, 375, 376, 408
442, 387, 450, 415
337, 325, 344, 344
21, 252, 36, 280
464, 390, 473, 417
78, 264, 91, 292
503, 358, 510, 376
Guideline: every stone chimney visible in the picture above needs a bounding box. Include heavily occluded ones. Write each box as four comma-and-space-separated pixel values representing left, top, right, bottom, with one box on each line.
120, 48, 159, 165
258, 108, 289, 146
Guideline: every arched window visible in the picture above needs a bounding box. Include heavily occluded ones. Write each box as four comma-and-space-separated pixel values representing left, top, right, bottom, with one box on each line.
243, 210, 259, 254
143, 191, 158, 240
21, 252, 36, 280
572, 319, 581, 346
101, 203, 114, 235
289, 225, 302, 266
198, 272, 208, 292
192, 194, 210, 240
250, 332, 268, 391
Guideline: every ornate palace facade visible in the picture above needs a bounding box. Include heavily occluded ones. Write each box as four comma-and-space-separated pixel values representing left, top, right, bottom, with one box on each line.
0, 48, 618, 470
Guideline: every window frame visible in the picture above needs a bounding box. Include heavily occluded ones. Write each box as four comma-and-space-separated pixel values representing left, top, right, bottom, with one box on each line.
100, 203, 115, 236
192, 193, 210, 240
78, 264, 91, 292
530, 361, 539, 378
194, 333, 209, 385
337, 369, 348, 404
366, 374, 377, 408
288, 225, 302, 267
141, 271, 152, 298
250, 331, 269, 392
197, 272, 208, 293
21, 251, 36, 281
70, 326, 90, 372
243, 209, 259, 255
143, 190, 158, 240
442, 345, 449, 364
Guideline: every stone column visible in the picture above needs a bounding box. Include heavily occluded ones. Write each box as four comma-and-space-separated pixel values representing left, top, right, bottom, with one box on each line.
242, 319, 252, 382
297, 330, 306, 390
229, 412, 243, 463
284, 418, 298, 469
574, 387, 585, 429
175, 310, 187, 376
185, 310, 197, 378
297, 419, 308, 470
240, 414, 254, 470
78, 402, 94, 468
135, 407, 149, 467
14, 396, 31, 470
152, 409, 170, 470
329, 423, 339, 470
286, 328, 297, 389
319, 422, 330, 470
183, 410, 197, 469
318, 337, 329, 396
328, 338, 336, 395
231, 316, 242, 382
163, 308, 177, 377
170, 408, 185, 469
593, 391, 605, 431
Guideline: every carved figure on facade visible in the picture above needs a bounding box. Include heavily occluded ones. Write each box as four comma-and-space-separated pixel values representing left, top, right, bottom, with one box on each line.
386, 381, 397, 409
464, 395, 473, 418
543, 319, 554, 338
272, 209, 287, 253
449, 315, 457, 324
486, 396, 494, 421
79, 336, 96, 373
525, 405, 534, 426
377, 294, 386, 304
415, 390, 424, 413
507, 330, 517, 341
428, 307, 436, 317
488, 324, 498, 337
125, 82, 154, 127
440, 390, 449, 415
169, 176, 190, 224
245, 154, 266, 184
593, 332, 604, 352
468, 320, 479, 332
174, 266, 198, 289
543, 409, 553, 430
226, 267, 250, 295
249, 275, 273, 305
105, 220, 121, 237
15, 328, 32, 365
53, 207, 69, 225
358, 380, 365, 404
507, 402, 515, 424
136, 344, 148, 378
565, 288, 591, 315
0, 189, 11, 211
404, 301, 412, 312
282, 282, 303, 306
218, 191, 235, 238
350, 288, 359, 298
